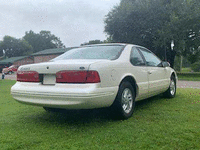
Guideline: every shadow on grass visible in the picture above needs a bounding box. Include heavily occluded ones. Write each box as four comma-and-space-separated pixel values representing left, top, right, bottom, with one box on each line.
135, 94, 165, 110
17, 94, 171, 126
24, 107, 116, 126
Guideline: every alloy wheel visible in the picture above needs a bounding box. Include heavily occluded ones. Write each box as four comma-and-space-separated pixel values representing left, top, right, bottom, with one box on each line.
121, 88, 133, 114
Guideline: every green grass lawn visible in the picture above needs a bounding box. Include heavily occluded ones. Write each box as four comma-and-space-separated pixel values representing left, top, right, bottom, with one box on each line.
181, 68, 192, 73
1, 80, 200, 150
177, 68, 200, 81
177, 73, 200, 81
178, 75, 200, 81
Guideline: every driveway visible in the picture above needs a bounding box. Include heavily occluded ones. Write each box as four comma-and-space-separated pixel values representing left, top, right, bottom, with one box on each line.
177, 80, 200, 89
1, 73, 200, 89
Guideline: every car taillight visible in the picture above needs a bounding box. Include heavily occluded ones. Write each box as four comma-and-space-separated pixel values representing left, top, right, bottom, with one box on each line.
17, 71, 40, 82
56, 71, 100, 83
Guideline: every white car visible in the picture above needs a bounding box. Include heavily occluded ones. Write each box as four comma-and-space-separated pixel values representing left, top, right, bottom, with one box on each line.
11, 43, 177, 119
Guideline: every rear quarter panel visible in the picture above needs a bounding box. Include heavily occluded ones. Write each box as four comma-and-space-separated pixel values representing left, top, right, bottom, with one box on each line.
88, 45, 133, 88
88, 44, 149, 100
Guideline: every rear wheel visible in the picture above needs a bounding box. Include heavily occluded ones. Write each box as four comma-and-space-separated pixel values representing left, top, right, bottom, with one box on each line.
111, 81, 135, 120
164, 75, 176, 98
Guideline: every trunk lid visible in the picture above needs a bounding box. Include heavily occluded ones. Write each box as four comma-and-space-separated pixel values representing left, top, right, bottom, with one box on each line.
18, 59, 110, 74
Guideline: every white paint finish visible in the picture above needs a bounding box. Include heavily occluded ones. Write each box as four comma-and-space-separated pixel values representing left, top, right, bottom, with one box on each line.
11, 82, 118, 109
11, 44, 177, 109
147, 67, 169, 95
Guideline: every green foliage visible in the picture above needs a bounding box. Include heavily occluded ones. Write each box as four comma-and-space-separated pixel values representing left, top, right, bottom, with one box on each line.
177, 72, 200, 81
0, 42, 3, 57
187, 48, 200, 64
174, 56, 191, 72
0, 30, 65, 58
181, 68, 192, 73
0, 36, 33, 58
1, 80, 200, 149
191, 61, 200, 72
23, 30, 65, 53
174, 56, 181, 72
105, 0, 170, 49
80, 38, 113, 46
80, 40, 103, 46
104, 0, 200, 67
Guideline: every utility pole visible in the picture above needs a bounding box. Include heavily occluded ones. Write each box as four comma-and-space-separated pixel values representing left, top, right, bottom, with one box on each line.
180, 55, 183, 72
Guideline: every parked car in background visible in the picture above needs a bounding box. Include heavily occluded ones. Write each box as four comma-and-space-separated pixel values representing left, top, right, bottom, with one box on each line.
11, 43, 177, 119
2, 65, 18, 75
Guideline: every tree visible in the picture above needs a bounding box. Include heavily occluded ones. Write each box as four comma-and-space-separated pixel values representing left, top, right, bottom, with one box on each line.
104, 0, 200, 68
0, 36, 32, 58
0, 41, 3, 57
155, 0, 200, 66
23, 30, 65, 53
80, 40, 103, 46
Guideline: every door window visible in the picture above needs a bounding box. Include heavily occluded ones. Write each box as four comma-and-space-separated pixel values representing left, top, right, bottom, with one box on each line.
138, 48, 161, 67
130, 47, 145, 66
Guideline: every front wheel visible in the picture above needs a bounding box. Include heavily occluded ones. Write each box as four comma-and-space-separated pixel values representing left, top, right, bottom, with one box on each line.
111, 81, 135, 120
164, 76, 176, 98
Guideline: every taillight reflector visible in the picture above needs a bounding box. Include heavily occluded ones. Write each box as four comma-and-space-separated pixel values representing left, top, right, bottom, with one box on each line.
17, 71, 40, 82
56, 71, 100, 83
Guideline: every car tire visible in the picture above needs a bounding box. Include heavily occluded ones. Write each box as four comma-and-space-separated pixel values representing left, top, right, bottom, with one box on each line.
8, 71, 12, 75
111, 81, 135, 120
163, 75, 176, 98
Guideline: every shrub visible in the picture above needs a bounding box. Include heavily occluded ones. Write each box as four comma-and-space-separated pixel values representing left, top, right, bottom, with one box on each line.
191, 61, 200, 72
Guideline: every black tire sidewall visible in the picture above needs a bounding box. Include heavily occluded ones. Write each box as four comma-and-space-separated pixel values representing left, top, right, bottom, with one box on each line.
112, 81, 135, 119
164, 76, 176, 98
170, 76, 176, 98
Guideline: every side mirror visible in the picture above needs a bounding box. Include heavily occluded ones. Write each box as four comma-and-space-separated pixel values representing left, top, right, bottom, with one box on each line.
162, 61, 170, 67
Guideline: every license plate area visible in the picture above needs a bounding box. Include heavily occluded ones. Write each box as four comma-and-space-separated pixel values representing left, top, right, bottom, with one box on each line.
43, 74, 56, 85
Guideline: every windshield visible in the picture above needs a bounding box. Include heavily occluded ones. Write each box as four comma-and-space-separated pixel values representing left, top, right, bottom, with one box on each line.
53, 45, 125, 61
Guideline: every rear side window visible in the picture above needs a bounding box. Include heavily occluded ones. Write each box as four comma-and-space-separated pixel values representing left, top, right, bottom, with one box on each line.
130, 47, 145, 66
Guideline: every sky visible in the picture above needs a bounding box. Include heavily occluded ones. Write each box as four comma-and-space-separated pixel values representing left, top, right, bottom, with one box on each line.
0, 0, 120, 47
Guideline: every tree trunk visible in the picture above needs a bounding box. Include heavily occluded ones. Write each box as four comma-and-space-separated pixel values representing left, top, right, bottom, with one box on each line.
167, 49, 176, 69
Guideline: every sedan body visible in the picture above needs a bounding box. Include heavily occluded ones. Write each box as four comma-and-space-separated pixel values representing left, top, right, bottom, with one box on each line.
11, 44, 177, 119
2, 65, 18, 74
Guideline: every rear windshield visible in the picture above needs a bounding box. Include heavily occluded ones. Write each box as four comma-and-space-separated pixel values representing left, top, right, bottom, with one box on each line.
53, 45, 125, 61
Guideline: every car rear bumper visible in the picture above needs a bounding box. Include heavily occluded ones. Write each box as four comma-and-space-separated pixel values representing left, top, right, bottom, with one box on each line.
11, 82, 118, 109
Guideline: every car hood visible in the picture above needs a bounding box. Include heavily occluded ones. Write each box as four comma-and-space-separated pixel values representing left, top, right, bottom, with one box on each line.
18, 59, 111, 74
